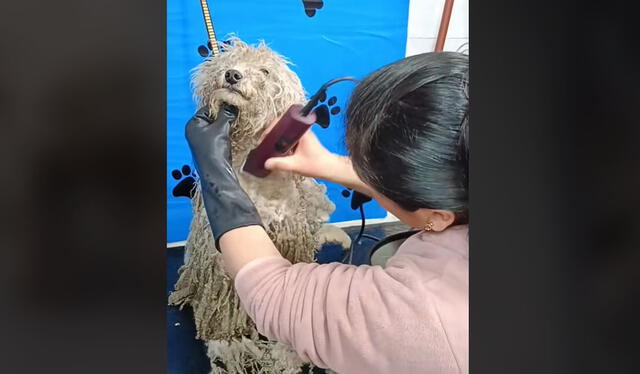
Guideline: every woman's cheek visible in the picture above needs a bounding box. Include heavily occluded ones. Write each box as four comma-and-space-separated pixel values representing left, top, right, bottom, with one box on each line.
374, 194, 422, 229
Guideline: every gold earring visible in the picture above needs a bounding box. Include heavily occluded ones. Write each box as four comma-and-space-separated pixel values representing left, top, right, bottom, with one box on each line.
424, 222, 434, 231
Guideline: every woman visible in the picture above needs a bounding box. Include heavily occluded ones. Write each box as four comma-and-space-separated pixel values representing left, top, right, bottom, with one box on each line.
185, 52, 469, 374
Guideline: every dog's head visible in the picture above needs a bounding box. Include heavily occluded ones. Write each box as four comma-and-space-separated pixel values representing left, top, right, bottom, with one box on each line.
192, 38, 306, 161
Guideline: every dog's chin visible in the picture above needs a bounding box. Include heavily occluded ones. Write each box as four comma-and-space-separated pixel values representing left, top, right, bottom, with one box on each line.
213, 88, 249, 108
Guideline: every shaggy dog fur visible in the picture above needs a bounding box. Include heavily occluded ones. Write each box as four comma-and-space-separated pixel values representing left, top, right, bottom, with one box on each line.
169, 38, 351, 374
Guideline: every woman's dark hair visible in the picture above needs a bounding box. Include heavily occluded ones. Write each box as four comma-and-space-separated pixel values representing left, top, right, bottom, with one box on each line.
346, 52, 469, 223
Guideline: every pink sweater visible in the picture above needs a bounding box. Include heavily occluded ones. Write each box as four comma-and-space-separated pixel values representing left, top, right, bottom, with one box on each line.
235, 224, 469, 374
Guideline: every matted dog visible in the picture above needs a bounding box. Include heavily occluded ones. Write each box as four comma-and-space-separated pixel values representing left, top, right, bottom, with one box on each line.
170, 37, 350, 374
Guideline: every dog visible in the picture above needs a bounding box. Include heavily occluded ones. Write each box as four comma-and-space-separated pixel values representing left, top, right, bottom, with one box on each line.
170, 37, 351, 374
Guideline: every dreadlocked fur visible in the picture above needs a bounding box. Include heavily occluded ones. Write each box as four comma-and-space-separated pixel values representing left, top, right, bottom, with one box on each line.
169, 37, 351, 374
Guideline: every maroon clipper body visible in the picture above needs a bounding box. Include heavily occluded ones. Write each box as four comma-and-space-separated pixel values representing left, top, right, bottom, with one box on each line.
241, 76, 357, 178
242, 104, 316, 178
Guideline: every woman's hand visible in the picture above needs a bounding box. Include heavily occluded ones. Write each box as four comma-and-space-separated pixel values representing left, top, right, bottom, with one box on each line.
264, 125, 375, 197
264, 129, 340, 181
185, 104, 263, 250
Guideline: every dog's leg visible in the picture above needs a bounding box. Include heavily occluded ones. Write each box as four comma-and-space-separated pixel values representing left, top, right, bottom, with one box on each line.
316, 224, 351, 251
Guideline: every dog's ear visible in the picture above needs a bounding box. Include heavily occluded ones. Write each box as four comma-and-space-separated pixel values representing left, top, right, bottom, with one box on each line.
190, 62, 213, 109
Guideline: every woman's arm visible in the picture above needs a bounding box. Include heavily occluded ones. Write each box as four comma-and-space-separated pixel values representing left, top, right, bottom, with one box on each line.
232, 250, 457, 374
324, 154, 376, 197
219, 225, 280, 278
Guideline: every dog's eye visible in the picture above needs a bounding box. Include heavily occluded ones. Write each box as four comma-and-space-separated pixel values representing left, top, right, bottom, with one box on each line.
260, 68, 269, 76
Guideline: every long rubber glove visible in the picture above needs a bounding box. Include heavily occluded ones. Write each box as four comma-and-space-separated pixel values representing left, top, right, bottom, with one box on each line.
185, 104, 263, 250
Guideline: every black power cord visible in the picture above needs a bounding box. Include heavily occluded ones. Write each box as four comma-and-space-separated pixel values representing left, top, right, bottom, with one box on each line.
343, 192, 381, 265
300, 77, 359, 119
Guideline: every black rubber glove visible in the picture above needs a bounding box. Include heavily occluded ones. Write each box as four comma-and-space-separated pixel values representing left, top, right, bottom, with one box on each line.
185, 104, 263, 250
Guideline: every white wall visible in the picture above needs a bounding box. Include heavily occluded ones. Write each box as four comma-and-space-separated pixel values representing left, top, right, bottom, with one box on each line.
406, 0, 469, 56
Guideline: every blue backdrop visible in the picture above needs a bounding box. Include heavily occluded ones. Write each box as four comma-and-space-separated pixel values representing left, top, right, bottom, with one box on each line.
167, 0, 410, 243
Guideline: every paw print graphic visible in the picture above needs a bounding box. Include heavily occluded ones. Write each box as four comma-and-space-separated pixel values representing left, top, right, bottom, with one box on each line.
314, 92, 340, 128
301, 0, 324, 17
171, 165, 197, 198
341, 189, 373, 210
197, 39, 233, 57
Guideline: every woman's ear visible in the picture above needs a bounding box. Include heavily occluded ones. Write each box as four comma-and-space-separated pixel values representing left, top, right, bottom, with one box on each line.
416, 209, 456, 231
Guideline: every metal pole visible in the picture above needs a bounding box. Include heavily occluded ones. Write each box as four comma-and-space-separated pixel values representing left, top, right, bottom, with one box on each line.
435, 0, 454, 52
199, 0, 219, 56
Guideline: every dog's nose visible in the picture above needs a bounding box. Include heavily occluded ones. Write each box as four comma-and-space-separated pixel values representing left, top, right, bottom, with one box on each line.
225, 69, 243, 84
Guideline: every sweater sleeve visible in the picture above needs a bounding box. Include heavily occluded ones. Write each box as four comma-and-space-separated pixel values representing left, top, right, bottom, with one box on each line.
234, 255, 459, 374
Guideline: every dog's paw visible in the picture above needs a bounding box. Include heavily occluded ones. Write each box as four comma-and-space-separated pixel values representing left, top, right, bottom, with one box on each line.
171, 165, 197, 198
317, 224, 351, 251
314, 93, 340, 128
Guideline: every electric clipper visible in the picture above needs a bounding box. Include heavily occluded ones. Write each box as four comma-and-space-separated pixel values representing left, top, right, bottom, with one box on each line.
242, 77, 358, 178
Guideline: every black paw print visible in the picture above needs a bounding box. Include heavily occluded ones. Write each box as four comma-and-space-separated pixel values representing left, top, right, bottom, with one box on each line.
301, 0, 324, 17
171, 165, 197, 198
342, 189, 373, 210
314, 92, 340, 128
197, 40, 233, 57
